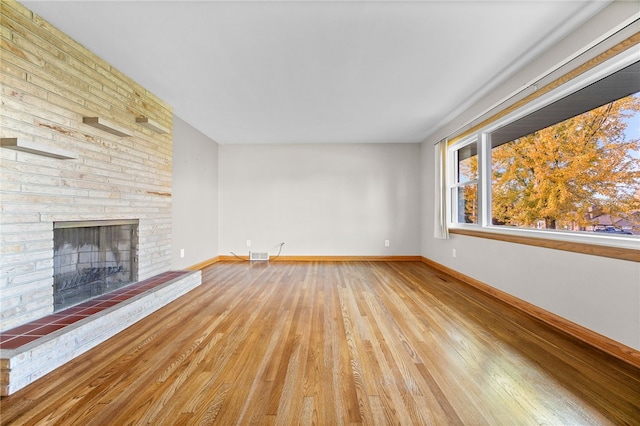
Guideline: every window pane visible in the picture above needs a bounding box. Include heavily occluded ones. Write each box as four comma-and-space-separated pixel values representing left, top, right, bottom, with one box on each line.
455, 184, 478, 224
457, 143, 478, 183
491, 92, 640, 235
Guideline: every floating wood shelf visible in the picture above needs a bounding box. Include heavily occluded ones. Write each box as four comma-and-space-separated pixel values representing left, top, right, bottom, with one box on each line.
136, 117, 169, 134
83, 117, 131, 137
0, 138, 78, 159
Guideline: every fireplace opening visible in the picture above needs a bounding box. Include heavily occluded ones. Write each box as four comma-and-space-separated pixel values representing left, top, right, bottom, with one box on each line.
53, 220, 139, 311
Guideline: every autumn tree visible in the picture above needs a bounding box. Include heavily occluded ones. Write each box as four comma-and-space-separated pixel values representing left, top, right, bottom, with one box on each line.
491, 93, 640, 230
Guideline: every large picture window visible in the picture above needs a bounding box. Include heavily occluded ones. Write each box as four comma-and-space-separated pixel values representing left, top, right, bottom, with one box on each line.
491, 91, 639, 234
447, 49, 639, 251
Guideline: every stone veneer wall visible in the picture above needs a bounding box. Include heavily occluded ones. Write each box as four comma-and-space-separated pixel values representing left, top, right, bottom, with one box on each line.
0, 1, 174, 331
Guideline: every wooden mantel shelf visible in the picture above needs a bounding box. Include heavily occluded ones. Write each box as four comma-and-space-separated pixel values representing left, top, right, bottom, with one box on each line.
83, 117, 132, 137
0, 138, 78, 159
136, 117, 169, 134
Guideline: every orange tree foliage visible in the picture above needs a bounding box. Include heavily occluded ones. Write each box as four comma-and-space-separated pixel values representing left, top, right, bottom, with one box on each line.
491, 94, 640, 230
458, 156, 478, 223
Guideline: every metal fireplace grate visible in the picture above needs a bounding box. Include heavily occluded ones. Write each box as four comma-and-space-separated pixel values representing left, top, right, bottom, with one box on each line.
53, 219, 138, 311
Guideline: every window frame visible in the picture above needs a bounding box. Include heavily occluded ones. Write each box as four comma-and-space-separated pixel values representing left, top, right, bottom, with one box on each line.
446, 45, 640, 260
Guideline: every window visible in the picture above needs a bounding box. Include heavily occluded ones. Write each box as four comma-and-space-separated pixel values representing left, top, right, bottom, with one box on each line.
491, 92, 639, 234
447, 48, 640, 252
450, 141, 478, 224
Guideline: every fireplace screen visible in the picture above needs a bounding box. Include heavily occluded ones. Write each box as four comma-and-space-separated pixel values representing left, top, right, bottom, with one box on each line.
53, 220, 138, 311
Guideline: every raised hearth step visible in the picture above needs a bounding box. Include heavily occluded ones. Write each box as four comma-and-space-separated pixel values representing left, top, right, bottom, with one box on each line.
0, 270, 202, 396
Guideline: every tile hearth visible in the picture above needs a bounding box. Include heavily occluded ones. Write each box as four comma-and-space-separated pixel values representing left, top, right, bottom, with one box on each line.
0, 270, 202, 396
1, 271, 186, 350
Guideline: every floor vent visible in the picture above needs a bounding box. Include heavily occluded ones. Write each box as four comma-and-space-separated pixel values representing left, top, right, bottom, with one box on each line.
250, 252, 269, 262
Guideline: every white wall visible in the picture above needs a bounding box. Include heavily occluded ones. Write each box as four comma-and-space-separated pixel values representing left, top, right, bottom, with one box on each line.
421, 2, 640, 350
172, 116, 219, 269
219, 143, 420, 257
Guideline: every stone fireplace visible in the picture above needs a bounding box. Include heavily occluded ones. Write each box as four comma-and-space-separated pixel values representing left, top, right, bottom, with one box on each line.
53, 220, 139, 311
0, 2, 207, 396
1, 1, 175, 332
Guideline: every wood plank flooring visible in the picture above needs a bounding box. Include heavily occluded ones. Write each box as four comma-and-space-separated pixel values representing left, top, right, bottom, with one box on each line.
1, 261, 639, 425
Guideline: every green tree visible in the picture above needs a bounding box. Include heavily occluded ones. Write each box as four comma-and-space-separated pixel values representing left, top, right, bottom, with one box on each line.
491, 94, 640, 230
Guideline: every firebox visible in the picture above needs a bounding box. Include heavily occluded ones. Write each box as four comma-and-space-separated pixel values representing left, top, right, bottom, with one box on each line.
53, 219, 139, 311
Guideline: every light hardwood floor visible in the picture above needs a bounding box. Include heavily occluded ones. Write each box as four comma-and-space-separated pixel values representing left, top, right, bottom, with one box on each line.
1, 261, 639, 425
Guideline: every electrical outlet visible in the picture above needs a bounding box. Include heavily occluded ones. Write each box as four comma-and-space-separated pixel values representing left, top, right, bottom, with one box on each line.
246, 240, 251, 248
384, 239, 390, 247
452, 248, 457, 258
180, 248, 185, 258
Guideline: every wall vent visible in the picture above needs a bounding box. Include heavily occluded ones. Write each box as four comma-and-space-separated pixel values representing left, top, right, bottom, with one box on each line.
250, 252, 269, 262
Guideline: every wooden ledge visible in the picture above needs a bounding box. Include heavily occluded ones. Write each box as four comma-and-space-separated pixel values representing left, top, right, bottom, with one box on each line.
449, 228, 639, 262
136, 117, 169, 134
83, 117, 131, 137
0, 138, 77, 159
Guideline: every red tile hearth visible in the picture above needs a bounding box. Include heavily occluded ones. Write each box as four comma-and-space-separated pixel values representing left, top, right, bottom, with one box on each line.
0, 271, 188, 350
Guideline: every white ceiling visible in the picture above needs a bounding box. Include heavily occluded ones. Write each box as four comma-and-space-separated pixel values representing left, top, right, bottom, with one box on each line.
22, 1, 609, 144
